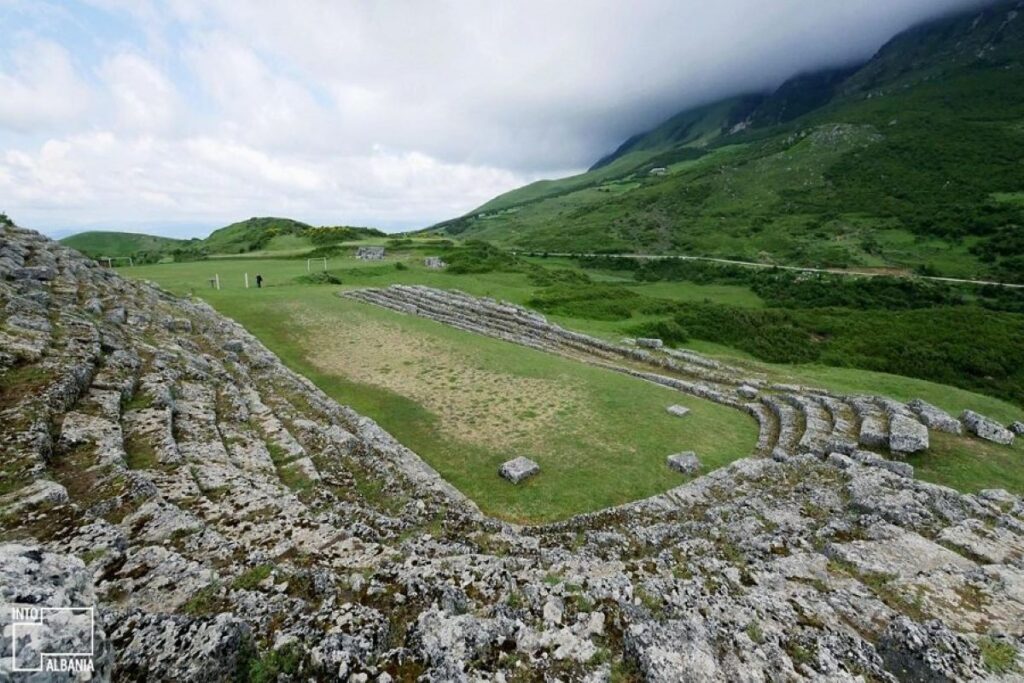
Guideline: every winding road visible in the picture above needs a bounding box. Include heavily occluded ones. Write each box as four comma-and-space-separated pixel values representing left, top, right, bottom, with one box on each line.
514, 251, 1024, 289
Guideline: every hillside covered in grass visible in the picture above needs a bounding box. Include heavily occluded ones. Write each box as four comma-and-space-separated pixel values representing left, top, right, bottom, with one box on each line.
60, 217, 388, 262
59, 231, 187, 260
429, 1, 1024, 282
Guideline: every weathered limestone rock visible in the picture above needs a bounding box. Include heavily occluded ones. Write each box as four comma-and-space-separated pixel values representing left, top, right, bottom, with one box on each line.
849, 450, 915, 479
667, 451, 701, 475
12, 265, 57, 281
499, 456, 540, 484
876, 616, 985, 682
737, 384, 759, 400
1009, 420, 1024, 436
961, 410, 1015, 445
222, 339, 244, 353
165, 317, 192, 333
356, 246, 385, 260
424, 257, 446, 269
888, 414, 929, 454
851, 397, 888, 449
0, 544, 113, 681
636, 337, 664, 349
102, 611, 251, 681
666, 404, 690, 418
907, 399, 962, 434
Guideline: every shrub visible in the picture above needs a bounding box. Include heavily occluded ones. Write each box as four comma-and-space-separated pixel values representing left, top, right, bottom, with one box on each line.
445, 241, 522, 274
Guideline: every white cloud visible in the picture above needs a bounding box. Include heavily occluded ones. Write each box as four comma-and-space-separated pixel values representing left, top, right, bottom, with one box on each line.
0, 0, 997, 235
0, 132, 538, 232
100, 52, 182, 133
0, 39, 94, 132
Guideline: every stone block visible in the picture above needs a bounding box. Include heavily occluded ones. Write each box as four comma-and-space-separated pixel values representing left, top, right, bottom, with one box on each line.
667, 451, 700, 475
737, 385, 759, 400
907, 399, 962, 434
889, 414, 928, 454
666, 405, 690, 418
499, 457, 540, 484
961, 410, 1014, 445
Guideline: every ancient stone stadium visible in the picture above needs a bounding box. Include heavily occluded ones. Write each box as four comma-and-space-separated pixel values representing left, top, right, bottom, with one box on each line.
2, 223, 1023, 680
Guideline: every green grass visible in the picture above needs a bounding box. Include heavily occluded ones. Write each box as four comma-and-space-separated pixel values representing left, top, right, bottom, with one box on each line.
126, 250, 1023, 510
127, 257, 757, 523
908, 433, 1024, 496
978, 637, 1020, 675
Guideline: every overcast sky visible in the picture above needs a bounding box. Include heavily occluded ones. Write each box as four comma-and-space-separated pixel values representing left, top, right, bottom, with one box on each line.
0, 0, 995, 237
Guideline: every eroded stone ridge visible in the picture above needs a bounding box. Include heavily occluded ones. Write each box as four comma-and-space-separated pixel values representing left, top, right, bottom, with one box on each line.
2, 228, 1023, 681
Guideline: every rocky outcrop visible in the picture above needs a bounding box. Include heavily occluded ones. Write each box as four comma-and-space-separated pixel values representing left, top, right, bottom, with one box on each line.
2, 227, 1023, 680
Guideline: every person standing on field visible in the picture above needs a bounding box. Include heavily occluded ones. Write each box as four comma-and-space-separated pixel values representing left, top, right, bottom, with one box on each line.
256, 274, 263, 288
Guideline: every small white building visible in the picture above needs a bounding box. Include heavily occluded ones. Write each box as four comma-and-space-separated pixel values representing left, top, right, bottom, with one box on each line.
424, 256, 447, 269
356, 246, 386, 261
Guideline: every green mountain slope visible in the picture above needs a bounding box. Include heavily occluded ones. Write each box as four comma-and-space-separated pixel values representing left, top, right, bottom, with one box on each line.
201, 217, 315, 254
61, 218, 389, 261
430, 0, 1024, 282
60, 231, 186, 259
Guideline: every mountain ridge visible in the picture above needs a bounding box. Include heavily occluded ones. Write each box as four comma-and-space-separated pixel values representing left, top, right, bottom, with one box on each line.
427, 0, 1024, 282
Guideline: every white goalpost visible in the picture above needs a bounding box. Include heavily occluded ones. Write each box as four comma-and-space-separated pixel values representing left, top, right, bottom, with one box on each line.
101, 256, 134, 268
306, 257, 327, 272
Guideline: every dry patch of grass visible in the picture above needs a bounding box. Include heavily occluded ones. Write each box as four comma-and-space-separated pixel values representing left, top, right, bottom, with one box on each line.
292, 312, 596, 454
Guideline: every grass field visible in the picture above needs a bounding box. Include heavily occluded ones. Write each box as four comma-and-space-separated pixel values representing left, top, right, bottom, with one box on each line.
127, 255, 758, 523
125, 248, 1024, 509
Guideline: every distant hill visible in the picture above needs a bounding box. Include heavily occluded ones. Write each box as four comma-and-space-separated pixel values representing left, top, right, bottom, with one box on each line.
428, 0, 1024, 282
201, 217, 316, 254
60, 231, 186, 259
60, 217, 389, 261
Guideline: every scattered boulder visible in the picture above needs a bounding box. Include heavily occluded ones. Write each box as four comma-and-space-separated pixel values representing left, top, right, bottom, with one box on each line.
498, 456, 540, 484
960, 410, 1015, 445
667, 451, 701, 475
888, 414, 929, 454
1009, 421, 1024, 436
636, 338, 663, 349
666, 404, 690, 418
907, 399, 962, 434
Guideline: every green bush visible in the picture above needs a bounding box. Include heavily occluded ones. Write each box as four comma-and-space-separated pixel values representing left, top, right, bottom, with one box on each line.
528, 284, 673, 321
445, 241, 522, 274
293, 272, 341, 285
635, 303, 1024, 403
